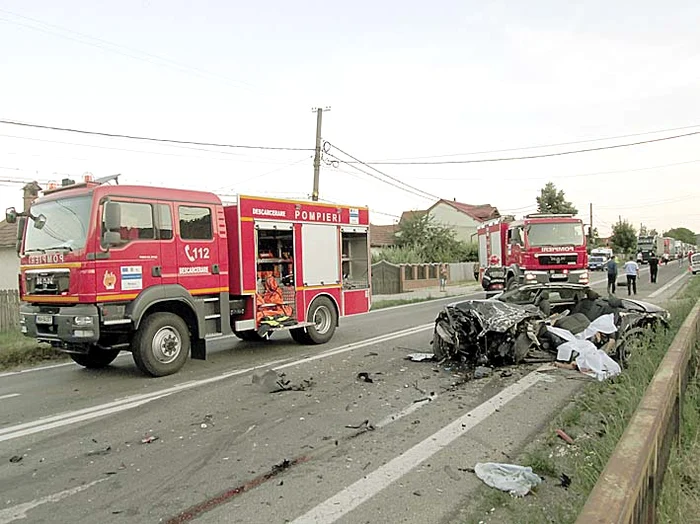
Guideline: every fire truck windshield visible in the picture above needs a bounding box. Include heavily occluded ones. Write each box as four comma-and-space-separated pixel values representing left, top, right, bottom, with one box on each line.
24, 196, 92, 253
526, 222, 584, 247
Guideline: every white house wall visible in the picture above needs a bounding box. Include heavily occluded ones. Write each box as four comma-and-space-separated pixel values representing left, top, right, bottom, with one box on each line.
0, 248, 19, 290
428, 203, 480, 243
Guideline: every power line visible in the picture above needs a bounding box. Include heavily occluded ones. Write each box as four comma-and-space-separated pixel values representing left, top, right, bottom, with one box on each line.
347, 130, 700, 165
0, 134, 306, 165
325, 142, 440, 201
0, 119, 314, 151
368, 123, 700, 162
0, 9, 256, 90
407, 158, 700, 182
212, 156, 312, 191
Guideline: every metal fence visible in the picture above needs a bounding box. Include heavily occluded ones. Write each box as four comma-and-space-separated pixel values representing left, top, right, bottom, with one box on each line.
0, 289, 20, 331
576, 299, 700, 524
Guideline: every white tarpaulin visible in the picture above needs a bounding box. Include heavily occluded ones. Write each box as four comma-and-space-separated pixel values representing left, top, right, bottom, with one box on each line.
546, 313, 621, 381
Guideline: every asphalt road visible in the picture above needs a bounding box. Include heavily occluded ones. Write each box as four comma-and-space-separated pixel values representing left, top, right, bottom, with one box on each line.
0, 262, 691, 524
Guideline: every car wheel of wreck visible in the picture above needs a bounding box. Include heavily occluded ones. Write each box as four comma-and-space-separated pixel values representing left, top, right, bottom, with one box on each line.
614, 327, 646, 368
432, 331, 448, 361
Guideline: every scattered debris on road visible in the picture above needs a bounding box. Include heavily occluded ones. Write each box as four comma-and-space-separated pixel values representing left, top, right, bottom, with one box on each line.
474, 366, 493, 379
86, 445, 112, 456
345, 419, 375, 431
405, 353, 436, 362
9, 455, 23, 463
141, 435, 159, 444
474, 462, 542, 497
252, 369, 314, 392
356, 372, 373, 383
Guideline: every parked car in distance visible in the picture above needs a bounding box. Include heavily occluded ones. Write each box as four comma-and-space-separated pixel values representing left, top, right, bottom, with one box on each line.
588, 255, 606, 271
690, 253, 700, 275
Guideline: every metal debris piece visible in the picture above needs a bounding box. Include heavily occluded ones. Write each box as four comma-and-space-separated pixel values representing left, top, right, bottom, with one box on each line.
405, 353, 436, 362
500, 370, 513, 378
9, 455, 23, 463
556, 429, 575, 445
357, 372, 373, 383
345, 419, 375, 431
141, 435, 159, 444
87, 445, 112, 456
559, 473, 572, 489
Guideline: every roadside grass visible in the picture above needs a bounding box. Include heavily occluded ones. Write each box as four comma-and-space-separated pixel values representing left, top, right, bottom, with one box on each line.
657, 345, 700, 524
0, 330, 65, 370
458, 277, 700, 524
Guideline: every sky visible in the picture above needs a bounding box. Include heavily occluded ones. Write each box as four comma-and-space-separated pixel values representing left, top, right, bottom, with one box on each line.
1, 0, 700, 238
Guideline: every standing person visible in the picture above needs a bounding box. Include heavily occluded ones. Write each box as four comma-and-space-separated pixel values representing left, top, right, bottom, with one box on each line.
648, 252, 659, 283
606, 255, 618, 295
439, 264, 448, 292
624, 255, 640, 296
662, 252, 669, 265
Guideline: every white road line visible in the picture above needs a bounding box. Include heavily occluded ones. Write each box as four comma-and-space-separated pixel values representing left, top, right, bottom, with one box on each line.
0, 326, 433, 443
0, 478, 107, 524
0, 394, 20, 400
290, 371, 544, 524
648, 272, 688, 298
0, 353, 131, 378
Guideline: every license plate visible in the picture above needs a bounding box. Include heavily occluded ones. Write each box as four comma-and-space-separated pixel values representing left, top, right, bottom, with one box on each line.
36, 314, 53, 325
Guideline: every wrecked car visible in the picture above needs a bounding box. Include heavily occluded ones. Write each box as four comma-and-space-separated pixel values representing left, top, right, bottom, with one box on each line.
432, 283, 669, 366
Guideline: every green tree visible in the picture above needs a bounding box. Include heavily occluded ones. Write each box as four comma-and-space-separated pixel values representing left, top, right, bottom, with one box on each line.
536, 182, 578, 215
394, 213, 475, 262
663, 227, 696, 245
610, 219, 637, 254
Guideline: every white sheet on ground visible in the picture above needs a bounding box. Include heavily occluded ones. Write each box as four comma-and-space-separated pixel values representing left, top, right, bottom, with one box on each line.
546, 314, 621, 380
474, 462, 542, 497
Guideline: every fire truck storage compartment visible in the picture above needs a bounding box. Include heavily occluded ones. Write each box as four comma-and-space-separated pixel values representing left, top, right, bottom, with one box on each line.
255, 222, 296, 319
341, 228, 369, 289
301, 224, 340, 287
341, 226, 370, 316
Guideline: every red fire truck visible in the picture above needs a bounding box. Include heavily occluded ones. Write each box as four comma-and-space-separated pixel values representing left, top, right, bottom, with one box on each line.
477, 213, 589, 291
6, 175, 371, 376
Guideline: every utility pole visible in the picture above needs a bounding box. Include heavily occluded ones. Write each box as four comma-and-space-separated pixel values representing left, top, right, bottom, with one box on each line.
589, 202, 593, 245
311, 106, 330, 201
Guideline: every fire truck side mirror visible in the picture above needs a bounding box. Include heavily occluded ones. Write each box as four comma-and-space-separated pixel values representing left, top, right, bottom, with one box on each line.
104, 201, 121, 232
33, 214, 46, 230
5, 207, 17, 224
102, 201, 122, 248
15, 216, 26, 256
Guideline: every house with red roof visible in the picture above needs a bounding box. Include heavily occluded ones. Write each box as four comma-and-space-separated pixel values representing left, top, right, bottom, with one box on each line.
425, 199, 500, 243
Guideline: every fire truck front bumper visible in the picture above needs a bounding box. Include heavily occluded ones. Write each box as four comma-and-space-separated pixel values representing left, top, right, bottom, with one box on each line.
523, 269, 589, 285
20, 303, 101, 347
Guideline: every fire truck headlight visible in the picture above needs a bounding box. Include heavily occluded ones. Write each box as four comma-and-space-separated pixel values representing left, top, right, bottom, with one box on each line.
525, 273, 537, 281
74, 316, 94, 326
73, 329, 95, 338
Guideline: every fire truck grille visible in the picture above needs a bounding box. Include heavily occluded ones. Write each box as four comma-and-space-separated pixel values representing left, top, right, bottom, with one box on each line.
537, 254, 578, 266
25, 271, 70, 295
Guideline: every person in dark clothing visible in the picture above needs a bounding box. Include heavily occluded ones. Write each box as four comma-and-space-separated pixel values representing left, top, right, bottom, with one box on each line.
648, 252, 659, 283
605, 255, 618, 294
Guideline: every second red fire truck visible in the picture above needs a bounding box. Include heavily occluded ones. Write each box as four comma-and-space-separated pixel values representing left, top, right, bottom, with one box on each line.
7, 176, 371, 377
477, 213, 589, 292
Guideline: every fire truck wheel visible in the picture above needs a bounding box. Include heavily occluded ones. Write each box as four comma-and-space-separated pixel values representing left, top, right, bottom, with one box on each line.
506, 276, 518, 291
304, 296, 337, 344
132, 312, 190, 377
69, 347, 121, 369
289, 327, 311, 344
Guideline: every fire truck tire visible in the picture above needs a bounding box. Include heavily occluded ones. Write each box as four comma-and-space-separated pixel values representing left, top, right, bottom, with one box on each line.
69, 347, 121, 369
289, 327, 311, 344
303, 296, 337, 344
506, 276, 518, 291
132, 312, 190, 377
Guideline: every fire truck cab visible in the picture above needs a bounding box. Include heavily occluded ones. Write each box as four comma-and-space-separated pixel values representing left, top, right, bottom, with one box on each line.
7, 176, 371, 377
477, 213, 589, 291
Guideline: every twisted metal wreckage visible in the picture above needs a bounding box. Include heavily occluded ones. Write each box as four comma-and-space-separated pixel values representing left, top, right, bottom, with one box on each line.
431, 294, 669, 370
